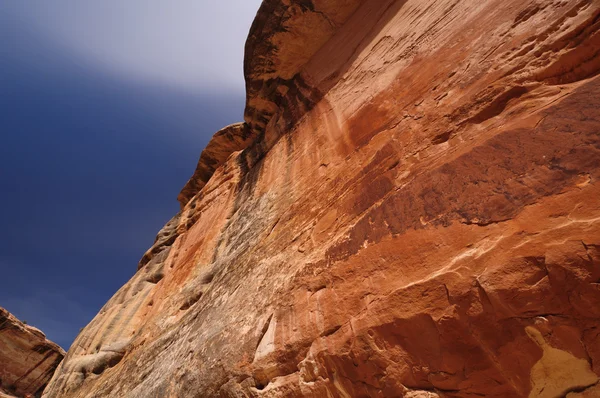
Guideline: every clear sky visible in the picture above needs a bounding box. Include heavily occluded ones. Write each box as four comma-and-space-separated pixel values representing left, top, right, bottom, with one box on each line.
0, 1, 262, 349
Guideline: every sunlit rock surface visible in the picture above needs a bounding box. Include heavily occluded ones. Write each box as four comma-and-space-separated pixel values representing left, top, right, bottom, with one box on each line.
0, 307, 64, 398
44, 0, 600, 396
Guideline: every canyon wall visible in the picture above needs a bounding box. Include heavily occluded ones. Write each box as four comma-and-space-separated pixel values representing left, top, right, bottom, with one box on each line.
44, 0, 600, 397
0, 307, 64, 398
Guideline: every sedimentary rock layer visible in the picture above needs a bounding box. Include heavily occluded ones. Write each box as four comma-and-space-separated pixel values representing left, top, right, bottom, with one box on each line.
44, 0, 600, 397
0, 307, 64, 398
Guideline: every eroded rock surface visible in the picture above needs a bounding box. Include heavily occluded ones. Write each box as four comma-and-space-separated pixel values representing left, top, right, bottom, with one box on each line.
178, 123, 256, 207
0, 307, 64, 398
44, 0, 600, 397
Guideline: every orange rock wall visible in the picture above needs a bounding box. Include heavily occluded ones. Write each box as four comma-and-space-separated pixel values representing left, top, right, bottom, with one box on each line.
44, 0, 600, 397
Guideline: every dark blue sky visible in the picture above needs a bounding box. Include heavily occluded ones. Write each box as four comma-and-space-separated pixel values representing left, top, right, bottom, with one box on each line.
0, 4, 256, 349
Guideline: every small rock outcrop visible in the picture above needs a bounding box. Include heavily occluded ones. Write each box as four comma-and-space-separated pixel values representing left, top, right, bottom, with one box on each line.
44, 0, 600, 397
0, 307, 64, 398
178, 123, 256, 207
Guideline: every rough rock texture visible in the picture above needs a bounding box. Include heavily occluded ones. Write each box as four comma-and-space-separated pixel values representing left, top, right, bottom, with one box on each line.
44, 0, 600, 397
0, 307, 64, 398
178, 123, 256, 207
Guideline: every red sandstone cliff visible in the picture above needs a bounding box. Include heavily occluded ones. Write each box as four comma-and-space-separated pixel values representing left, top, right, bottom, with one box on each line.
0, 307, 64, 398
43, 0, 600, 397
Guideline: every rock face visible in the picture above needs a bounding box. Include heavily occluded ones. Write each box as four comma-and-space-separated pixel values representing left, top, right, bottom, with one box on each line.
44, 0, 600, 397
0, 307, 64, 398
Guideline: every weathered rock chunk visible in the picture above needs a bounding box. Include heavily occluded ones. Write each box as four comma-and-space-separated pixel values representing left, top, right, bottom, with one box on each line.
0, 307, 64, 398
